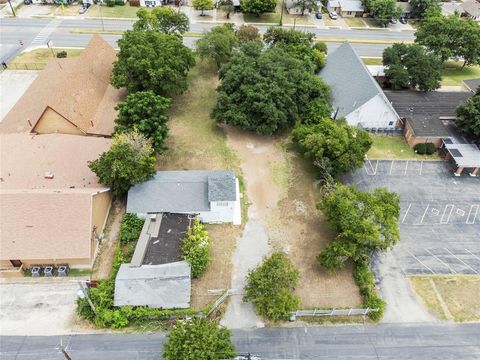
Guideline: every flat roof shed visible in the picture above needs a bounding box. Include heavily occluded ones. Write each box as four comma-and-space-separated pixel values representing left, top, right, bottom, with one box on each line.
442, 140, 480, 176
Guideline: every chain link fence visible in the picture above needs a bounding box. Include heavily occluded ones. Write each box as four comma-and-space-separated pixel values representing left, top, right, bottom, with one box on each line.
290, 307, 379, 320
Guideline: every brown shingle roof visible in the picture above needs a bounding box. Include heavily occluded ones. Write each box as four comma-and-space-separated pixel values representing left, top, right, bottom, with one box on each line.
0, 35, 125, 136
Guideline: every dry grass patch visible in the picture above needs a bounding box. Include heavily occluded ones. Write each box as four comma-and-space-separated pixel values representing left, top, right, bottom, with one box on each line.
10, 48, 83, 70
410, 276, 480, 322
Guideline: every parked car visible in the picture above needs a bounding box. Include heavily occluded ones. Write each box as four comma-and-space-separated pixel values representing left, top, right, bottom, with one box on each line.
329, 11, 338, 19
79, 6, 88, 14
23, 0, 32, 4
390, 18, 398, 24
315, 12, 322, 19
399, 17, 407, 24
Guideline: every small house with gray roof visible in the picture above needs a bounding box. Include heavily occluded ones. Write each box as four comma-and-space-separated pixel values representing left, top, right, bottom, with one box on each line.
319, 42, 400, 130
127, 171, 241, 225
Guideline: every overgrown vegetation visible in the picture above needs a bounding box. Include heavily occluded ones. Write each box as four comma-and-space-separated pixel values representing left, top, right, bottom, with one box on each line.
162, 318, 236, 360
244, 252, 300, 322
119, 213, 145, 244
181, 219, 212, 278
353, 260, 385, 321
455, 88, 480, 140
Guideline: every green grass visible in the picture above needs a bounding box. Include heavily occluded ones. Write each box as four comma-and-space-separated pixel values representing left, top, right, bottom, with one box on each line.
362, 18, 382, 28
244, 0, 281, 24
441, 61, 480, 86
10, 48, 83, 69
344, 17, 366, 27
50, 4, 82, 16
367, 136, 439, 160
361, 57, 383, 65
85, 4, 144, 18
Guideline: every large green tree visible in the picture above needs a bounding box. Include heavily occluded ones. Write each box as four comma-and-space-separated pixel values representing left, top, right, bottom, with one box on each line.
383, 43, 442, 91
292, 119, 373, 177
212, 42, 330, 135
115, 91, 171, 154
415, 14, 480, 67
244, 252, 300, 322
240, 0, 276, 16
192, 0, 214, 15
163, 318, 236, 360
134, 7, 189, 34
111, 30, 195, 96
218, 0, 235, 19
366, 0, 402, 27
196, 23, 238, 69
409, 0, 441, 19
455, 88, 480, 139
88, 131, 156, 196
317, 184, 400, 271
263, 27, 315, 46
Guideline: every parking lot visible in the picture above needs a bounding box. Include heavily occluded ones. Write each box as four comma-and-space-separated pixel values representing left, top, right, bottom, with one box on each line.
345, 160, 480, 275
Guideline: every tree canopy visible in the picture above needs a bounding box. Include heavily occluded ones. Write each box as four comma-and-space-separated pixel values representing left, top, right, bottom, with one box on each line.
240, 0, 276, 16
212, 42, 330, 135
236, 24, 262, 43
111, 30, 195, 96
218, 0, 235, 19
162, 318, 236, 360
455, 89, 480, 139
88, 131, 156, 196
115, 90, 171, 154
365, 0, 403, 26
292, 119, 373, 177
192, 0, 214, 15
317, 184, 400, 271
293, 0, 319, 15
196, 24, 238, 69
409, 0, 441, 19
134, 7, 189, 34
383, 43, 442, 91
263, 27, 315, 46
244, 252, 300, 322
415, 14, 480, 66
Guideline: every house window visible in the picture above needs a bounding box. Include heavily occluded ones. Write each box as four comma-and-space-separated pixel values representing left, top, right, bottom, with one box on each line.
388, 121, 394, 126
216, 201, 229, 206
347, 11, 352, 15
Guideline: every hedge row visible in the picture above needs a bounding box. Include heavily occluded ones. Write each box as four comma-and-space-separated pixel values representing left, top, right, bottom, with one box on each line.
353, 259, 385, 321
414, 142, 436, 155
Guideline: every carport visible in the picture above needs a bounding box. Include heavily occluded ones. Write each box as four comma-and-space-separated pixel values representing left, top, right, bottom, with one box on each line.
442, 139, 480, 176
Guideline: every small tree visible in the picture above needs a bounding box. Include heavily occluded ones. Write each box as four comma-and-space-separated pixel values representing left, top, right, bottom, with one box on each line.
192, 0, 214, 16
236, 24, 261, 43
134, 7, 189, 35
244, 252, 300, 322
293, 0, 318, 15
119, 213, 145, 244
163, 318, 236, 360
181, 219, 211, 278
367, 0, 402, 27
218, 0, 235, 19
111, 30, 195, 96
317, 184, 400, 271
196, 24, 238, 69
240, 0, 276, 17
263, 27, 315, 46
455, 89, 480, 139
409, 0, 441, 19
115, 91, 171, 154
88, 131, 156, 196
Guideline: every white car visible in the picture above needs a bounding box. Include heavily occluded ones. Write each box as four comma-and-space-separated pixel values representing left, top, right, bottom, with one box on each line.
329, 11, 338, 20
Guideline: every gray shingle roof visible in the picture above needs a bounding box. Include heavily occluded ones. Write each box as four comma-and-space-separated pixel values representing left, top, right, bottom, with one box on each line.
319, 42, 392, 118
127, 170, 236, 214
463, 78, 480, 93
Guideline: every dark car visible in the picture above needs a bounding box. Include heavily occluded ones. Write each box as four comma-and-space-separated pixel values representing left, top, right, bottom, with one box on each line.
24, 0, 32, 4
399, 17, 407, 24
315, 12, 322, 19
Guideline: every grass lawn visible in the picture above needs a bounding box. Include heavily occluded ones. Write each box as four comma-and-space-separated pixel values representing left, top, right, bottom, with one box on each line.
362, 57, 383, 65
10, 48, 83, 69
363, 18, 382, 28
50, 4, 81, 16
85, 4, 143, 18
367, 136, 439, 160
282, 13, 312, 25
410, 276, 480, 322
344, 17, 366, 27
441, 61, 480, 86
323, 16, 335, 26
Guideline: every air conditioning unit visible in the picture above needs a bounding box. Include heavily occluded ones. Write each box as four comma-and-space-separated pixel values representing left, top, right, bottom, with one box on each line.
57, 265, 69, 276
44, 266, 54, 277
31, 266, 41, 277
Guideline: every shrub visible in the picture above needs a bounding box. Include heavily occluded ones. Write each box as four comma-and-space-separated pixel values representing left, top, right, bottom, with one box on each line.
119, 213, 145, 244
106, 0, 115, 6
414, 143, 433, 155
56, 50, 67, 58
181, 219, 211, 278
115, 0, 125, 4
425, 142, 436, 155
244, 252, 300, 322
353, 260, 385, 321
313, 41, 328, 54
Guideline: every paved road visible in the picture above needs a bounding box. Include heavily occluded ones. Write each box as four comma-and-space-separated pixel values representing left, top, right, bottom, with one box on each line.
0, 17, 414, 61
1, 323, 479, 359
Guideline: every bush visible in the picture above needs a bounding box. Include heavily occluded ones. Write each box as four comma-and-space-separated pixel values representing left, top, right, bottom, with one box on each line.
115, 0, 125, 4
425, 143, 436, 155
119, 213, 144, 244
353, 260, 385, 321
414, 142, 436, 155
313, 41, 328, 54
181, 219, 211, 278
244, 252, 300, 322
106, 0, 115, 6
56, 50, 67, 58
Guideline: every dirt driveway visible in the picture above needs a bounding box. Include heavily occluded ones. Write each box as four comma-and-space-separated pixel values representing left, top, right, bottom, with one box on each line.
0, 279, 91, 336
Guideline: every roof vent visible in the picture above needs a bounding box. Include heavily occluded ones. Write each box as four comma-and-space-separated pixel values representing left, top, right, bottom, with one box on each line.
44, 171, 54, 179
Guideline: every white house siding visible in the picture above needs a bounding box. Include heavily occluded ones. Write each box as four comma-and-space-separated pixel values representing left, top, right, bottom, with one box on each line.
345, 94, 398, 129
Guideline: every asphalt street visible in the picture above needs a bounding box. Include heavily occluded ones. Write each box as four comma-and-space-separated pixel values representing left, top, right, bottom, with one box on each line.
0, 17, 414, 61
1, 323, 480, 359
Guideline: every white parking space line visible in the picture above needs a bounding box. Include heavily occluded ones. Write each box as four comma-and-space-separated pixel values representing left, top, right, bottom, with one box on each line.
464, 248, 480, 262
419, 160, 423, 175
445, 248, 479, 274
389, 160, 395, 175
404, 160, 409, 176
419, 204, 430, 224
402, 203, 412, 224
373, 160, 378, 175
440, 204, 454, 224
407, 249, 435, 274
424, 248, 457, 274
466, 205, 479, 225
